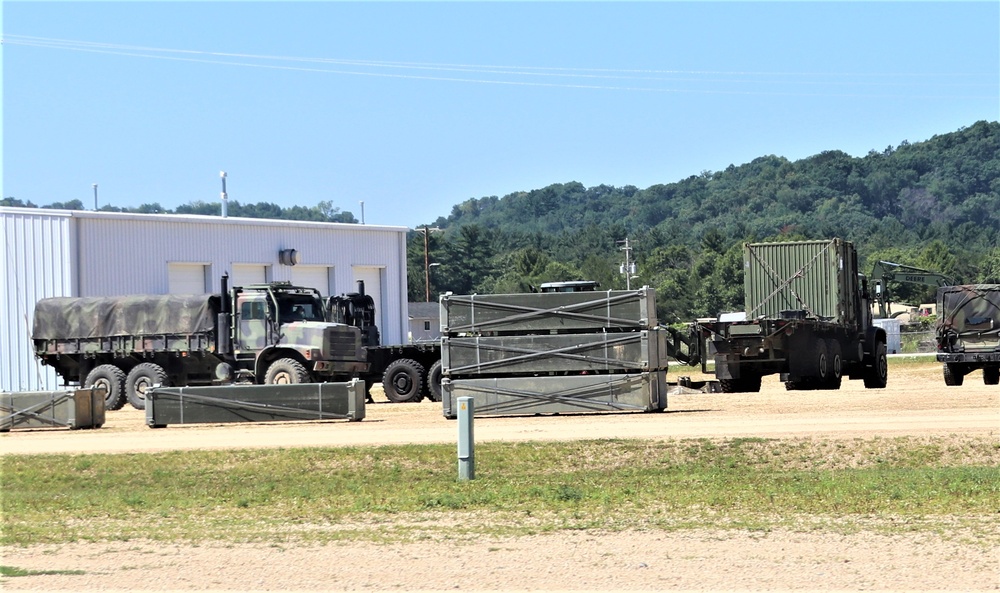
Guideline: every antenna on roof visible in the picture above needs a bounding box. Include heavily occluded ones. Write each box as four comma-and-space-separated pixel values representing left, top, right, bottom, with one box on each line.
220, 171, 228, 218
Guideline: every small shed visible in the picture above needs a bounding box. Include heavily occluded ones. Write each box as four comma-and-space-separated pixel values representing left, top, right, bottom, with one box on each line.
407, 301, 441, 343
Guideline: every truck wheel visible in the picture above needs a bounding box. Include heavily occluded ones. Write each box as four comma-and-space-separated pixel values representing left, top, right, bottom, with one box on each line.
382, 358, 425, 403
982, 367, 998, 386
85, 365, 127, 411
426, 360, 443, 402
826, 339, 842, 380
821, 339, 843, 390
943, 363, 964, 386
863, 341, 888, 389
126, 363, 169, 410
719, 374, 760, 393
814, 340, 829, 382
718, 379, 740, 393
265, 358, 310, 384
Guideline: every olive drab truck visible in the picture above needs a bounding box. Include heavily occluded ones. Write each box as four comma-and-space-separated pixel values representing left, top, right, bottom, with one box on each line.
935, 284, 1000, 386
694, 238, 888, 392
32, 275, 366, 410
327, 281, 443, 403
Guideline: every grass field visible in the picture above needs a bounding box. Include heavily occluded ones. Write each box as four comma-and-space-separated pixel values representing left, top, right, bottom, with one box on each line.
3, 435, 998, 547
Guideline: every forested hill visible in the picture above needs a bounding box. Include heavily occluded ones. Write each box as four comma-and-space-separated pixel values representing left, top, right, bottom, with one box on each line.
413, 120, 999, 319
437, 120, 999, 246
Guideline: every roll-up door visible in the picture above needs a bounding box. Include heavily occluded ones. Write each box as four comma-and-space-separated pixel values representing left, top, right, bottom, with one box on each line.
231, 264, 268, 287
168, 263, 208, 294
291, 266, 332, 295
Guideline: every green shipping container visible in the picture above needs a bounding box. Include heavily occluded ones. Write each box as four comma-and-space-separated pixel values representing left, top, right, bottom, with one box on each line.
743, 239, 861, 327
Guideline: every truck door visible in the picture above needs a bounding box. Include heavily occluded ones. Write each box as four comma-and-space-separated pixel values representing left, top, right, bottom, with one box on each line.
236, 295, 268, 352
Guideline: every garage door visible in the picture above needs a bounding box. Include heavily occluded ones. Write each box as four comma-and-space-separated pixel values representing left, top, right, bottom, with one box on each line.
292, 266, 332, 295
231, 264, 268, 287
353, 266, 384, 331
168, 263, 208, 294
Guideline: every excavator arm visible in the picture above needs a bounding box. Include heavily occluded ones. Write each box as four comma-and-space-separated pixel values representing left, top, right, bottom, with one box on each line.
870, 260, 954, 319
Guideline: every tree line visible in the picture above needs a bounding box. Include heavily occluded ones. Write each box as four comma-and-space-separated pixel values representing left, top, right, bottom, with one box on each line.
0, 198, 358, 224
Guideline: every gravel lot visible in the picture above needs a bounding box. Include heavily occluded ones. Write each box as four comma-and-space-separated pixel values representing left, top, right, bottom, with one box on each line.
2, 360, 998, 591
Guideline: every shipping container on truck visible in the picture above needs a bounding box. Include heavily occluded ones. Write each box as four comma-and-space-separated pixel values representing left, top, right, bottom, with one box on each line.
695, 238, 888, 392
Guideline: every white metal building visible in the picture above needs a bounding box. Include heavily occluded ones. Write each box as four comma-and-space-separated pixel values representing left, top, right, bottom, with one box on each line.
1, 207, 409, 392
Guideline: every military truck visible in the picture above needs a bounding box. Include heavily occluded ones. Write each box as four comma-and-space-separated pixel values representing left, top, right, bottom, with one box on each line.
695, 239, 888, 392
33, 275, 366, 410
327, 282, 442, 403
935, 284, 1000, 386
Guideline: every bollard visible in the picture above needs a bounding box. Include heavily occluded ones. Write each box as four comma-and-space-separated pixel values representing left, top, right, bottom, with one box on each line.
457, 396, 474, 481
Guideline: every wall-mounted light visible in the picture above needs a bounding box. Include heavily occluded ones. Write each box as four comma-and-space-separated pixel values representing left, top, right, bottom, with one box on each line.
279, 249, 299, 266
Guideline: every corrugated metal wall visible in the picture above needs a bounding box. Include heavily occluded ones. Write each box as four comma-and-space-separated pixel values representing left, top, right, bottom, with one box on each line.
1, 208, 409, 391
1, 209, 76, 391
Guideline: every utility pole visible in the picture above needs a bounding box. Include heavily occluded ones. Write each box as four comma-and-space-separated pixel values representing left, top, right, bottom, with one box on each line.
92, 184, 98, 210
618, 238, 637, 290
415, 225, 442, 301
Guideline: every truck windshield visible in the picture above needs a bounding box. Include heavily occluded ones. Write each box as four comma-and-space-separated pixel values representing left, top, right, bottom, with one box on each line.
277, 297, 325, 323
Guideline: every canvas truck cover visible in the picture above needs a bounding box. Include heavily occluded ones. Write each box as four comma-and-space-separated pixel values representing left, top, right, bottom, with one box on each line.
743, 238, 860, 326
33, 294, 221, 340
936, 285, 1000, 347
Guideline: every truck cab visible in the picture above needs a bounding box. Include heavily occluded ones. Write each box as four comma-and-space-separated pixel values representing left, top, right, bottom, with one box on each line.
229, 282, 366, 384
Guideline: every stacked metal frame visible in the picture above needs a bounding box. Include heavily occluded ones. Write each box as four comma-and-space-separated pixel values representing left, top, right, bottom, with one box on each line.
439, 288, 669, 418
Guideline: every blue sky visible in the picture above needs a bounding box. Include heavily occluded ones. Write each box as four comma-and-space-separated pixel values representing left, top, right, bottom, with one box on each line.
3, 2, 998, 228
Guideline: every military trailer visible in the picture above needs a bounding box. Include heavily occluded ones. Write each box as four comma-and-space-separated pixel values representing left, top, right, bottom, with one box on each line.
33, 275, 366, 411
327, 282, 443, 403
695, 239, 887, 392
439, 286, 671, 417
935, 284, 1000, 386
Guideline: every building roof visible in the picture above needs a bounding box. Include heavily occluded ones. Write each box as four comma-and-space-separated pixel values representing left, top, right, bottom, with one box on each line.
408, 302, 440, 319
0, 206, 408, 233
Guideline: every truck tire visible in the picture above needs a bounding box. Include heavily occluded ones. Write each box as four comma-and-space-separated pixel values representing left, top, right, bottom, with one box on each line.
821, 339, 843, 390
85, 364, 127, 411
814, 340, 829, 382
126, 363, 169, 410
863, 341, 888, 389
719, 373, 761, 393
943, 363, 964, 386
982, 367, 998, 386
265, 358, 310, 384
382, 358, 425, 403
827, 339, 842, 380
426, 360, 443, 402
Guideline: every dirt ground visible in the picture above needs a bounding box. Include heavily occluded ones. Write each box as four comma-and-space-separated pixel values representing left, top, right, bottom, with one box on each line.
2, 360, 999, 591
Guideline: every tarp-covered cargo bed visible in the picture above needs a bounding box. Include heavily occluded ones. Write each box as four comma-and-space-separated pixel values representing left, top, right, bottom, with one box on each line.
33, 294, 220, 339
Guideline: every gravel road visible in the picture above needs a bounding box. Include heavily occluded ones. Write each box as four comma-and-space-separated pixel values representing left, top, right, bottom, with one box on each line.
2, 361, 998, 591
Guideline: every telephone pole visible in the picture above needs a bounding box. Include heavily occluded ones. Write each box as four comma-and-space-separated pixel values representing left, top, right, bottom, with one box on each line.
415, 225, 442, 301
618, 238, 637, 290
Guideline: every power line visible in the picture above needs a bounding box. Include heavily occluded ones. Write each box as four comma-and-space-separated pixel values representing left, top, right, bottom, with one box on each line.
3, 34, 997, 99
